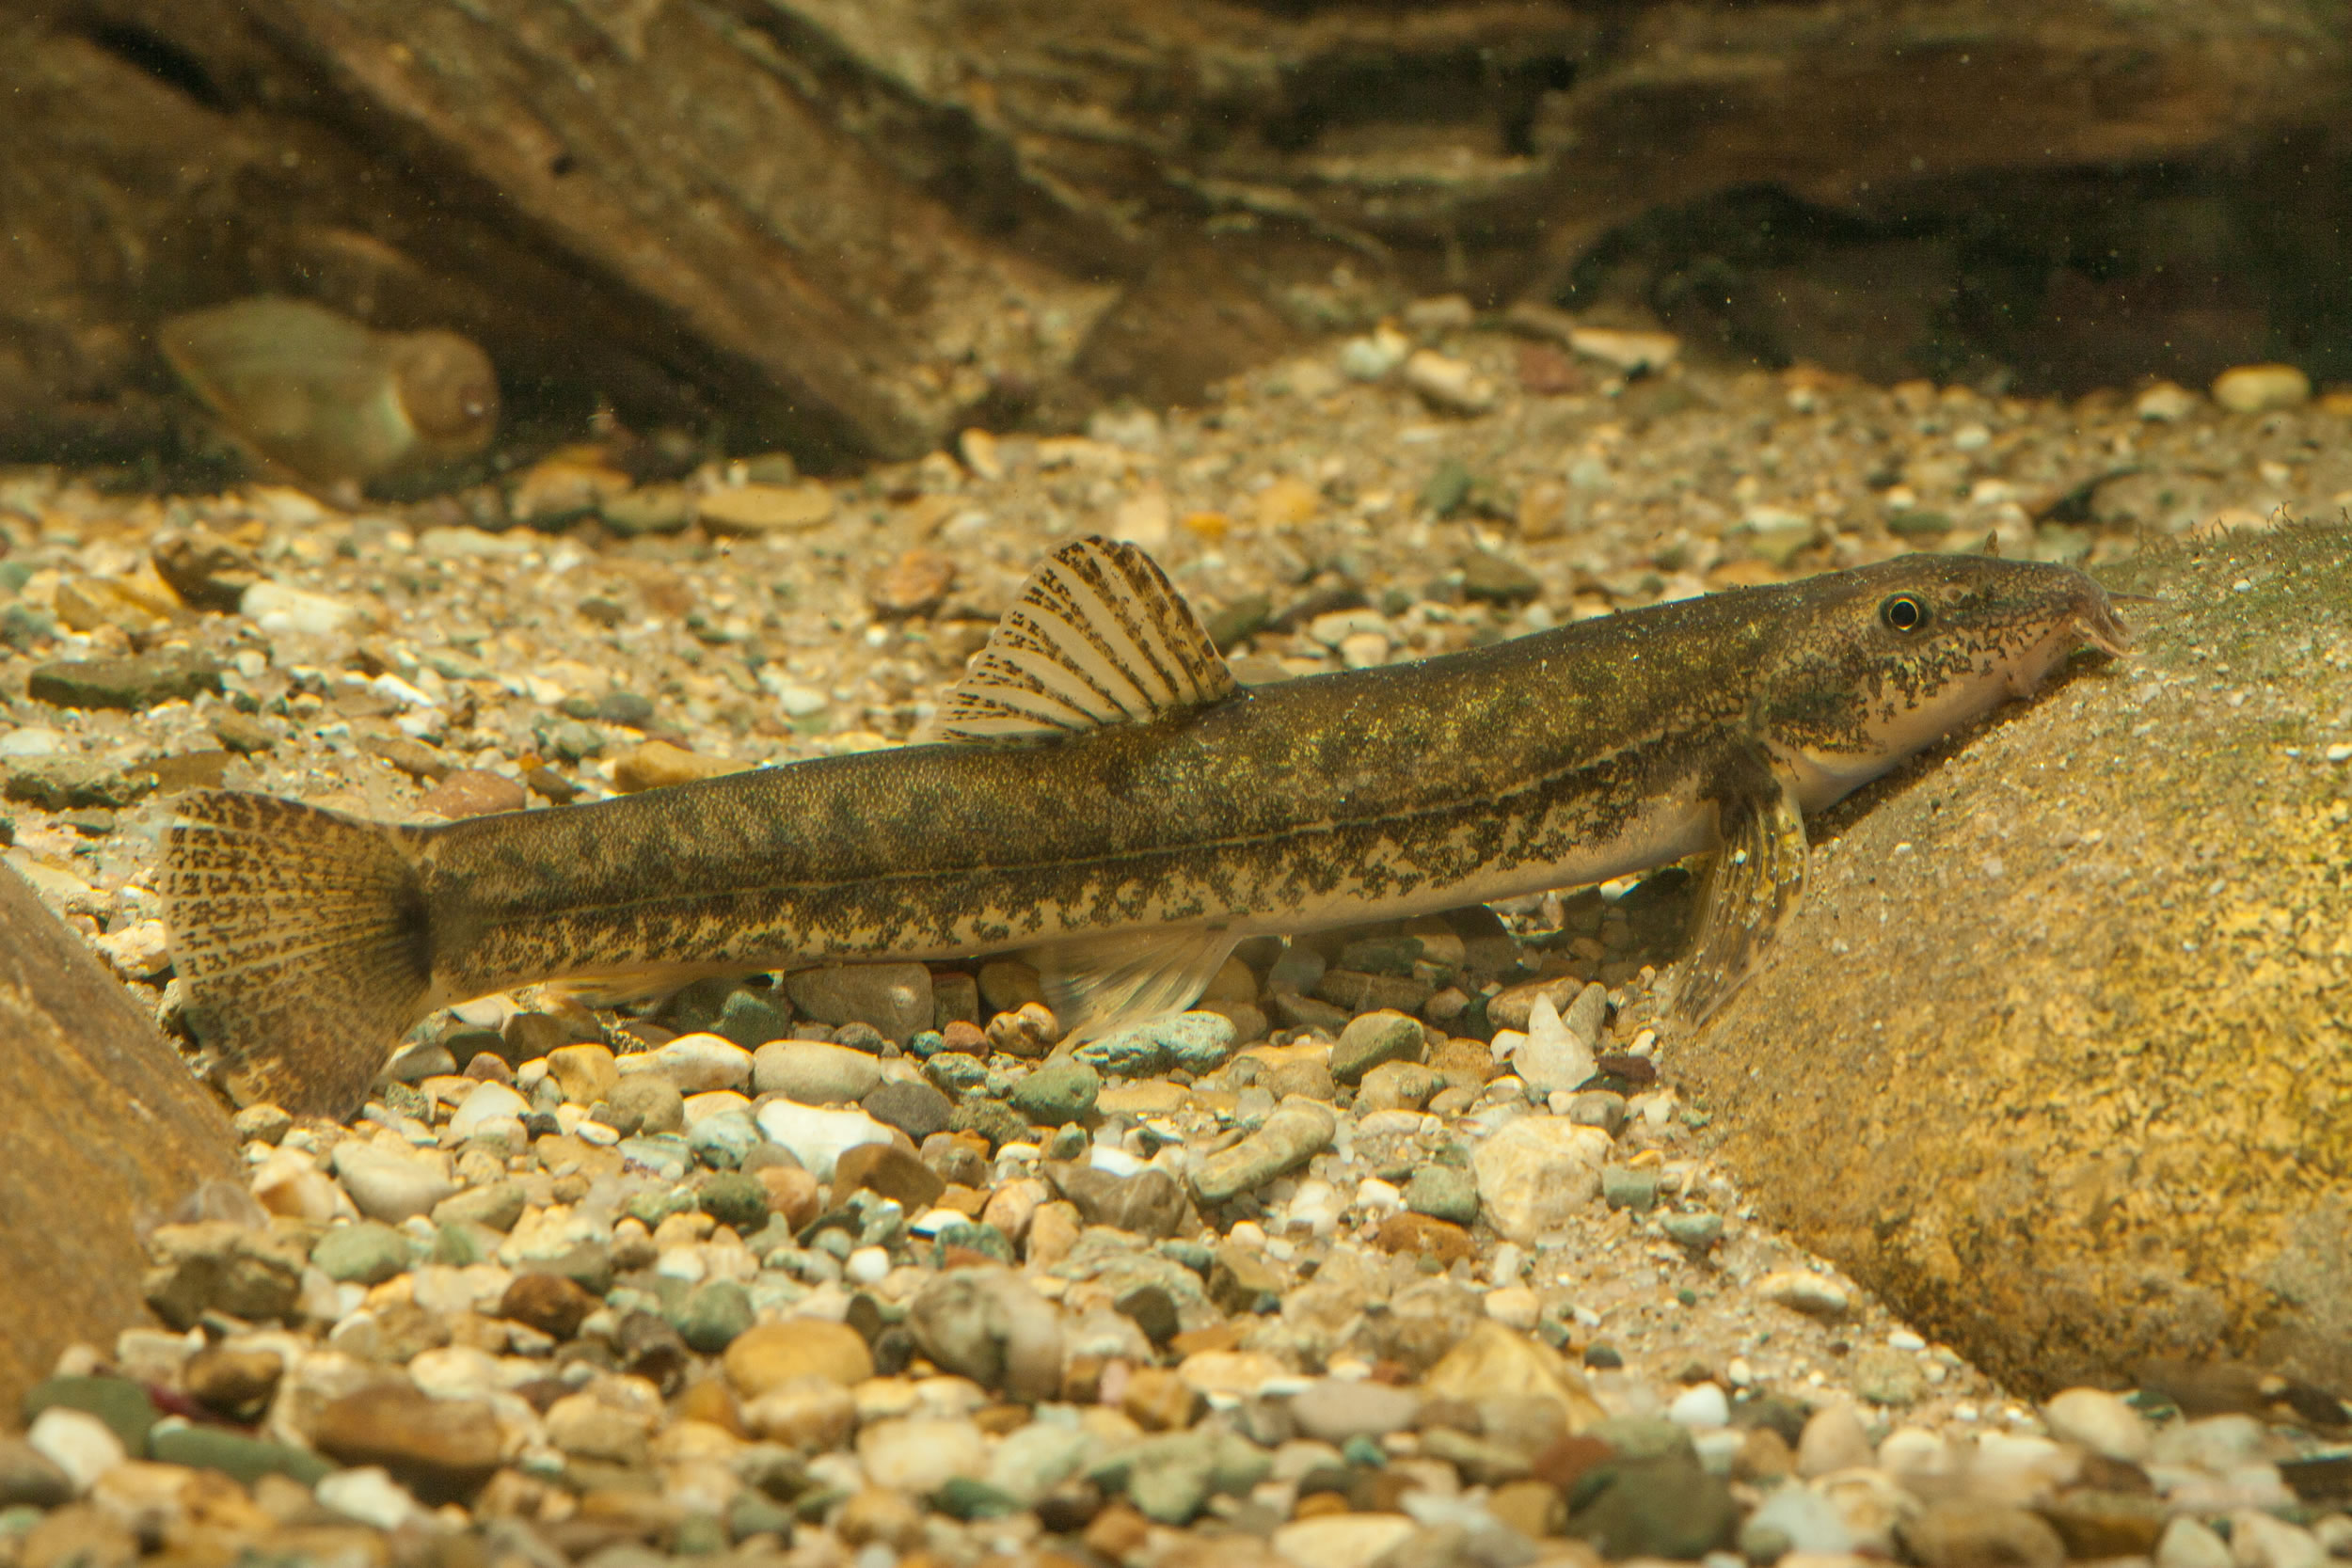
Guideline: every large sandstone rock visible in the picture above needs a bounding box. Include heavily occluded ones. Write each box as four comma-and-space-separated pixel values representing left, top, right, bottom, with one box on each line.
0, 864, 239, 1410
1677, 525, 2352, 1394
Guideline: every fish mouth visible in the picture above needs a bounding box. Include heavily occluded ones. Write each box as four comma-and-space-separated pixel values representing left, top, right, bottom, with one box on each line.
2072, 580, 2133, 658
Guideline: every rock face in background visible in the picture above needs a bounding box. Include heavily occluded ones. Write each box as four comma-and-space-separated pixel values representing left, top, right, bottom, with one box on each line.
0, 864, 239, 1411
1, 0, 2348, 468
1677, 525, 2352, 1396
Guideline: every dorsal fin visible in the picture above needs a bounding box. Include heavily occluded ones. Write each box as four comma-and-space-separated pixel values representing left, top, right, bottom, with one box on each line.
923, 536, 1238, 744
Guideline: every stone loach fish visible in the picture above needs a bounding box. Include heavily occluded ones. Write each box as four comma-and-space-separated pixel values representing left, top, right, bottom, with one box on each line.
163, 537, 2127, 1118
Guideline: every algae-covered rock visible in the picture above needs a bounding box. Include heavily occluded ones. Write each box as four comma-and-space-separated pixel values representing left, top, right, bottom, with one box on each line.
1678, 525, 2352, 1394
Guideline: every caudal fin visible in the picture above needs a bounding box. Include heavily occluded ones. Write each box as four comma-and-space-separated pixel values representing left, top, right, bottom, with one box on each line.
163, 790, 437, 1118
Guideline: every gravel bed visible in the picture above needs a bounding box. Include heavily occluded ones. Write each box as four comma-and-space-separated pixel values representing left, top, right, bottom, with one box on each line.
3, 315, 2350, 1568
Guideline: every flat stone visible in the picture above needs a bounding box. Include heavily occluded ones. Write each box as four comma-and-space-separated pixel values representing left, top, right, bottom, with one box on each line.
754, 1100, 894, 1181
862, 1079, 952, 1140
1404, 1164, 1479, 1226
429, 1180, 528, 1232
2211, 362, 2311, 414
1270, 1513, 1420, 1568
1756, 1270, 1851, 1321
620, 1033, 753, 1093
1901, 1500, 2067, 1568
28, 652, 221, 710
310, 1383, 503, 1503
753, 1039, 882, 1103
310, 1222, 413, 1285
0, 1436, 73, 1509
1046, 1163, 1188, 1239
1077, 1011, 1236, 1077
1422, 1322, 1606, 1430
146, 1426, 330, 1489
1470, 1118, 1610, 1243
0, 864, 238, 1408
1190, 1101, 1336, 1205
785, 963, 933, 1041
1289, 1379, 1422, 1445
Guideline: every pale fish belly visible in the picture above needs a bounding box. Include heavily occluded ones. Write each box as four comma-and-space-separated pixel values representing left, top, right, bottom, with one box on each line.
1222, 780, 1721, 941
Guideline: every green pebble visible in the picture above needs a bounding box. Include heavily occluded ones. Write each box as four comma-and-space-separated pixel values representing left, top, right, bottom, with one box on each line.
675, 1280, 755, 1354
21, 1375, 156, 1452
309, 1222, 413, 1286
699, 1171, 770, 1232
1341, 1436, 1387, 1468
712, 990, 790, 1050
672, 1512, 729, 1556
1404, 1164, 1479, 1226
1008, 1062, 1101, 1126
149, 1425, 332, 1487
948, 1096, 1029, 1151
934, 1476, 1019, 1520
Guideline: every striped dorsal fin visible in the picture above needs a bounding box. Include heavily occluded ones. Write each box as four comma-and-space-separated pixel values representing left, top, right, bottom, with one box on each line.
923, 536, 1238, 744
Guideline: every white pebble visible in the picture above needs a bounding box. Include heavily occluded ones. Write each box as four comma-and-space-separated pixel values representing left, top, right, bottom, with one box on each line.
1668, 1383, 1729, 1429
2042, 1386, 2152, 1461
846, 1246, 891, 1286
26, 1408, 123, 1493
245, 580, 363, 637
1353, 1179, 1405, 1214
2159, 1517, 2237, 1568
2232, 1511, 2326, 1568
447, 1080, 531, 1140
1887, 1329, 1926, 1352
1483, 1286, 1539, 1332
316, 1466, 424, 1530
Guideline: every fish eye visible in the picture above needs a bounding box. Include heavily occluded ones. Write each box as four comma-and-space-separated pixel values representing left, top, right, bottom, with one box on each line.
1880, 594, 1930, 633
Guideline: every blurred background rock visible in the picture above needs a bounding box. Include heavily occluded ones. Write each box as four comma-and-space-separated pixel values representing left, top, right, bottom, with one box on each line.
1, 0, 2346, 488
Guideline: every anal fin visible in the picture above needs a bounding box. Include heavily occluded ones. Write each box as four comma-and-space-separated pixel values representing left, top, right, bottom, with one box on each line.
1027, 926, 1237, 1059
1671, 759, 1808, 1025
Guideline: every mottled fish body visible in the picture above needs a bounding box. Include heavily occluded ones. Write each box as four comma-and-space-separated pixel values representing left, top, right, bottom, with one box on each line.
165, 538, 2124, 1117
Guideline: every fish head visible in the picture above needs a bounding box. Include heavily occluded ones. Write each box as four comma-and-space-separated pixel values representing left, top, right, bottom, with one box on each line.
1756, 552, 2128, 810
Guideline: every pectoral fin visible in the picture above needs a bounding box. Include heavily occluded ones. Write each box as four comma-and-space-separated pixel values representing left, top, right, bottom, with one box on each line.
1672, 758, 1808, 1024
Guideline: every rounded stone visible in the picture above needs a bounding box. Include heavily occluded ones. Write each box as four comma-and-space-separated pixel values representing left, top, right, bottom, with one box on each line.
753, 1040, 882, 1104
862, 1079, 952, 1141
1677, 536, 2352, 1393
1008, 1062, 1101, 1126
1328, 1010, 1423, 1084
723, 1319, 875, 1398
310, 1222, 412, 1285
606, 1075, 685, 1135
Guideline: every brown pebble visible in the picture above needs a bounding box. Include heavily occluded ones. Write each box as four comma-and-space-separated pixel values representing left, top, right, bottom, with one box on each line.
310, 1382, 503, 1503
1532, 1433, 1613, 1493
1291, 1491, 1351, 1521
499, 1271, 599, 1340
832, 1142, 946, 1210
670, 1378, 746, 1437
1733, 1424, 1795, 1482
723, 1319, 874, 1397
836, 1485, 927, 1550
755, 1164, 821, 1228
867, 549, 957, 619
940, 1020, 989, 1054
1901, 1500, 2067, 1568
464, 1053, 513, 1083
974, 1402, 1030, 1436
612, 739, 735, 794
1120, 1365, 1202, 1432
420, 768, 528, 818
1083, 1501, 1152, 1561
984, 1002, 1058, 1059
182, 1345, 284, 1422
1375, 1212, 1475, 1265
1489, 1476, 1566, 1537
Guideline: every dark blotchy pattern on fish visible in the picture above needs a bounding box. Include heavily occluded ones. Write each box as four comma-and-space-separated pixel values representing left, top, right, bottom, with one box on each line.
165, 549, 2122, 1117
